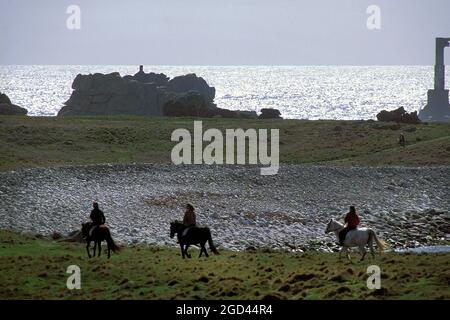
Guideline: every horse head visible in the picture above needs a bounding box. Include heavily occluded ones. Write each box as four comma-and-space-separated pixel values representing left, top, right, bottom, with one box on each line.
81, 221, 91, 239
170, 220, 182, 238
325, 218, 343, 233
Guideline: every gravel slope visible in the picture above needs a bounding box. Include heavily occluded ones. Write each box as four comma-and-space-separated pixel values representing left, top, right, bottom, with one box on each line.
0, 164, 449, 251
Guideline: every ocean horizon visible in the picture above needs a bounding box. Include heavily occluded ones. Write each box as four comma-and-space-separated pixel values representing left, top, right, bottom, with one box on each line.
1, 65, 449, 119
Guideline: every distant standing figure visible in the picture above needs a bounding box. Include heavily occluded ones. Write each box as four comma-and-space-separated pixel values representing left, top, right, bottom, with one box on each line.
398, 133, 406, 148
182, 203, 197, 236
338, 206, 360, 246
89, 202, 106, 236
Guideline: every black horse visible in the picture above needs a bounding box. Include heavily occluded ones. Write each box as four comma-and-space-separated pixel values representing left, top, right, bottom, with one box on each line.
81, 222, 120, 259
170, 220, 220, 259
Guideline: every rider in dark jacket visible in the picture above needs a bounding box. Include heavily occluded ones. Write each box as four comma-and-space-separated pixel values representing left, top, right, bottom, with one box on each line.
89, 202, 105, 236
182, 203, 196, 236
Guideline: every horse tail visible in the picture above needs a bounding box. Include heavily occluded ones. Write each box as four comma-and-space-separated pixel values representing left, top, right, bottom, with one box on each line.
370, 229, 386, 252
105, 229, 121, 253
206, 228, 220, 255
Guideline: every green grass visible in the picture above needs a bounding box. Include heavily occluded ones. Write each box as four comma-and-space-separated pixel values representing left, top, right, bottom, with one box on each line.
1, 230, 448, 300
0, 116, 450, 171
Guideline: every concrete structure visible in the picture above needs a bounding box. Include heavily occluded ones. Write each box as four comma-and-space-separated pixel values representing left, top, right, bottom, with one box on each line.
419, 38, 450, 122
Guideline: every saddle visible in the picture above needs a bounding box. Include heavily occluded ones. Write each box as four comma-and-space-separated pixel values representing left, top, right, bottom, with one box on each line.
182, 225, 196, 237
338, 227, 357, 245
89, 223, 106, 236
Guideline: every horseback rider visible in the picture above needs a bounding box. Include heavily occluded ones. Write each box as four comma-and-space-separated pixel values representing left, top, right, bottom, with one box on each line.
338, 205, 360, 245
89, 202, 106, 236
182, 203, 196, 236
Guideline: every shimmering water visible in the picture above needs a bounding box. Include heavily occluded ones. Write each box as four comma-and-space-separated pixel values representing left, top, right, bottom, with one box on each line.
394, 245, 450, 253
1, 65, 448, 119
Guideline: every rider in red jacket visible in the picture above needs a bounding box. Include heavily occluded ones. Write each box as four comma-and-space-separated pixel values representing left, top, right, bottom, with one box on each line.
339, 206, 360, 245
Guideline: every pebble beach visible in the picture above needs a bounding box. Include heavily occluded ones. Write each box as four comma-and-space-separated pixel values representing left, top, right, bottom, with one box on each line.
0, 163, 448, 251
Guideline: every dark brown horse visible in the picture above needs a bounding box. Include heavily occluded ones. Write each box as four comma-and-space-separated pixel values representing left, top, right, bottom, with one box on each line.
81, 222, 120, 259
170, 220, 220, 259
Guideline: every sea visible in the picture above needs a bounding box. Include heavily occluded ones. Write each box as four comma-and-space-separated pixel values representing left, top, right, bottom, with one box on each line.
1, 65, 449, 119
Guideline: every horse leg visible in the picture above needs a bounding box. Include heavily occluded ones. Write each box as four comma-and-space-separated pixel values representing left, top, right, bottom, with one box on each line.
339, 246, 348, 261
359, 245, 367, 261
180, 244, 185, 259
370, 242, 376, 259
86, 240, 92, 258
98, 241, 102, 257
342, 247, 351, 262
199, 243, 208, 258
93, 241, 97, 257
185, 245, 191, 259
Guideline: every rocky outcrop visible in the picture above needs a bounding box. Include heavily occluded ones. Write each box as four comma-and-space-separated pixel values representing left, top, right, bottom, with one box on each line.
58, 72, 172, 116
0, 92, 12, 105
376, 107, 420, 124
259, 108, 282, 119
163, 92, 216, 117
163, 91, 257, 119
168, 74, 215, 102
133, 68, 169, 86
58, 67, 262, 119
58, 67, 221, 117
0, 92, 28, 115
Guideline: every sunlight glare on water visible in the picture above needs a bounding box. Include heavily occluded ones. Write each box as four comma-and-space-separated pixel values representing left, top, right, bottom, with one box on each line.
1, 65, 448, 119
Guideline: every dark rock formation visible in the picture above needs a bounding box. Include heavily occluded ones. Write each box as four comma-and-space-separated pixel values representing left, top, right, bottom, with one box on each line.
168, 74, 215, 102
58, 67, 219, 117
163, 91, 257, 119
163, 91, 216, 117
59, 72, 172, 116
58, 66, 257, 119
0, 92, 12, 105
0, 92, 28, 115
258, 108, 282, 119
376, 107, 420, 124
133, 65, 169, 86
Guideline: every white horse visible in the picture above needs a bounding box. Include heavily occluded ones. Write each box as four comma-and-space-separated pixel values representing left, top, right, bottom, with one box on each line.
325, 219, 385, 261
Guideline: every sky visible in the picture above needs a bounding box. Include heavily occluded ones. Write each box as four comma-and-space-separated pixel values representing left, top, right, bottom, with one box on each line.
0, 0, 449, 65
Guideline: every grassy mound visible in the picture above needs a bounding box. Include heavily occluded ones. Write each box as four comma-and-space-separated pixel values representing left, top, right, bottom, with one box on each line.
0, 116, 449, 171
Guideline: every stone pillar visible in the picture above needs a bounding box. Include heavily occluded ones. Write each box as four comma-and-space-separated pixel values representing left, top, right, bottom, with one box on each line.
434, 38, 449, 90
419, 38, 450, 122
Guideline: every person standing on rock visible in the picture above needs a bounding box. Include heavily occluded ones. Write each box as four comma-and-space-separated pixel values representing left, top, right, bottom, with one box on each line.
339, 206, 360, 245
89, 202, 106, 236
182, 203, 197, 236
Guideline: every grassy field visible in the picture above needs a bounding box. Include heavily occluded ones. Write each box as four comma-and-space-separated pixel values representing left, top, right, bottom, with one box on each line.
1, 116, 450, 171
0, 230, 448, 300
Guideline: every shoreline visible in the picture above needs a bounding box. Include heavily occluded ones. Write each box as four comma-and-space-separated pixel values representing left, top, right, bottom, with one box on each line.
1, 163, 448, 251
